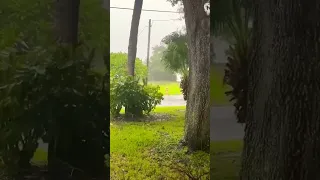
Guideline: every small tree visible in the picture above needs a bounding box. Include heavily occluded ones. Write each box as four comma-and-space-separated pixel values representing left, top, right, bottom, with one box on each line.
148, 45, 176, 82
161, 31, 189, 100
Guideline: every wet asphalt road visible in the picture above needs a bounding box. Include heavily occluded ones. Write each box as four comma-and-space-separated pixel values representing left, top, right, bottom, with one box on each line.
210, 106, 244, 141
159, 95, 186, 106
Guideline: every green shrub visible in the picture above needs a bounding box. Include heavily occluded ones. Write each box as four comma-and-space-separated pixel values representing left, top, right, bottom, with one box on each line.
110, 76, 163, 117
0, 42, 110, 179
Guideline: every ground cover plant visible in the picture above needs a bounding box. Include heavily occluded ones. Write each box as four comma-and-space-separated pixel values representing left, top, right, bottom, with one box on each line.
110, 106, 210, 179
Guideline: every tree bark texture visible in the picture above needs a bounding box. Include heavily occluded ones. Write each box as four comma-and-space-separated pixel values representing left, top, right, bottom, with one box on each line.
240, 0, 320, 179
127, 0, 143, 76
182, 0, 210, 152
54, 0, 80, 46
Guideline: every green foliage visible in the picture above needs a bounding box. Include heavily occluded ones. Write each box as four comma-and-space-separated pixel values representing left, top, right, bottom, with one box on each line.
222, 0, 251, 123
0, 43, 109, 179
211, 0, 253, 35
161, 31, 188, 75
0, 0, 54, 48
0, 0, 109, 50
180, 74, 188, 100
110, 77, 163, 117
79, 0, 109, 49
110, 52, 147, 80
149, 45, 176, 82
0, 0, 110, 178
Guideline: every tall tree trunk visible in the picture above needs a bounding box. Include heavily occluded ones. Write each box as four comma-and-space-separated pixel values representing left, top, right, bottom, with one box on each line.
127, 0, 143, 76
182, 0, 210, 152
54, 0, 80, 46
240, 0, 320, 179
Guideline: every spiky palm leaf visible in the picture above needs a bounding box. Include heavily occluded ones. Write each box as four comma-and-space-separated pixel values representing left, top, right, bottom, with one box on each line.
211, 0, 253, 36
224, 44, 249, 123
221, 0, 252, 123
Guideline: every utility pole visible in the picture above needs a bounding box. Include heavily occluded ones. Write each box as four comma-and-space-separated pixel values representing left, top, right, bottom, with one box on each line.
146, 19, 152, 84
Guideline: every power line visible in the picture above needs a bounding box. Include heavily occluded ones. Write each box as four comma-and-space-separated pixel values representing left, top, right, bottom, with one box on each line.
152, 19, 182, 21
110, 6, 181, 13
152, 19, 182, 26
138, 19, 182, 36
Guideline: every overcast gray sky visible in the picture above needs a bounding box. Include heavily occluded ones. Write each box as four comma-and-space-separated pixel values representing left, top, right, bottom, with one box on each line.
110, 0, 185, 61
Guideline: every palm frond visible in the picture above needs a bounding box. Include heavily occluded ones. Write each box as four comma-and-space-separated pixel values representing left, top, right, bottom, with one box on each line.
211, 0, 253, 37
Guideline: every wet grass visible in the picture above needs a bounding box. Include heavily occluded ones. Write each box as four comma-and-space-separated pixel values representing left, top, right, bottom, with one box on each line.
111, 106, 209, 179
210, 66, 231, 106
211, 140, 243, 179
150, 81, 181, 95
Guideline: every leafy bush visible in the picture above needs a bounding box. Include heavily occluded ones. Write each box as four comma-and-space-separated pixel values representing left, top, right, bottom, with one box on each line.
110, 76, 163, 117
0, 42, 110, 179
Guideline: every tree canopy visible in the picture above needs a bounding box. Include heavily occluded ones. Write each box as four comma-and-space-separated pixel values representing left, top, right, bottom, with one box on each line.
110, 52, 147, 80
161, 31, 188, 76
148, 45, 176, 81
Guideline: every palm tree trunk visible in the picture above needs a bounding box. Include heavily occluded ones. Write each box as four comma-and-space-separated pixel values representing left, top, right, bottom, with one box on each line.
127, 0, 143, 76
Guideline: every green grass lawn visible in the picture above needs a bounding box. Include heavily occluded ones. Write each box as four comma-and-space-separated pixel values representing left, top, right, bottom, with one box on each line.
210, 66, 231, 105
111, 106, 209, 179
211, 140, 243, 179
149, 81, 181, 95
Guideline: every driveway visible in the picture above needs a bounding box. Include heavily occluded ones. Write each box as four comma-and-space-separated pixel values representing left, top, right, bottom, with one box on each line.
210, 106, 244, 141
159, 95, 186, 106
